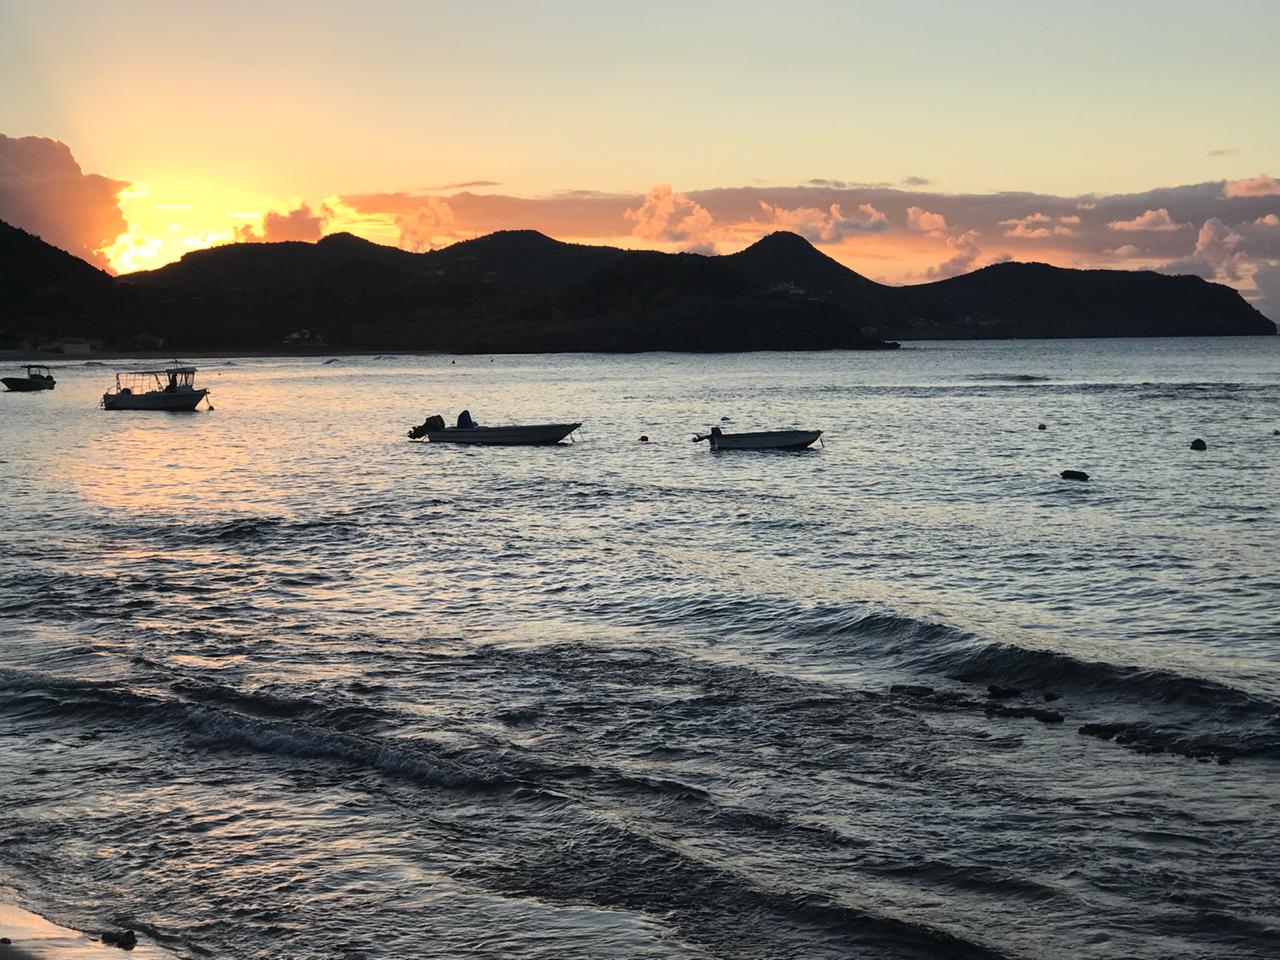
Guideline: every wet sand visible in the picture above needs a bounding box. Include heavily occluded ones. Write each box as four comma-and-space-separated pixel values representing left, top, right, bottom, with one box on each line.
0, 904, 170, 960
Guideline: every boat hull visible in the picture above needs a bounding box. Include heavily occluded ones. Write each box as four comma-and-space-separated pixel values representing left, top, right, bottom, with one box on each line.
710, 430, 822, 450
2, 377, 55, 392
102, 389, 208, 411
417, 423, 581, 445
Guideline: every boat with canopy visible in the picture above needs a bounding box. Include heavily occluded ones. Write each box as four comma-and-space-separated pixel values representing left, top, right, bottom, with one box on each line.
2, 365, 56, 392
101, 366, 210, 411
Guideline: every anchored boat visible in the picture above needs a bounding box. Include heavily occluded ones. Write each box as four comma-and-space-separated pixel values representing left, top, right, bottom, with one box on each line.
693, 426, 823, 450
101, 366, 210, 411
408, 412, 580, 445
2, 365, 56, 392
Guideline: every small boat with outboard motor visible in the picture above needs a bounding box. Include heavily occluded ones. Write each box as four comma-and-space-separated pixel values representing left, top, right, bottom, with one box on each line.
101, 366, 211, 411
408, 410, 581, 445
693, 426, 823, 450
2, 365, 56, 392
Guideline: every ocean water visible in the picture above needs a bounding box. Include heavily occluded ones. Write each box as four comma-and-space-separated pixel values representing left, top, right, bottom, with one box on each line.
1, 338, 1278, 959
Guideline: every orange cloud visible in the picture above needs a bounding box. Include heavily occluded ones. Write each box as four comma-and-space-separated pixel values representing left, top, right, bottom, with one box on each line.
236, 202, 331, 242
1224, 173, 1280, 197
625, 184, 717, 251
394, 196, 455, 252
1107, 208, 1186, 232
0, 134, 129, 271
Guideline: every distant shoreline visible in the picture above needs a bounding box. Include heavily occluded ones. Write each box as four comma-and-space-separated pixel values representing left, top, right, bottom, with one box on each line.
8, 332, 1280, 365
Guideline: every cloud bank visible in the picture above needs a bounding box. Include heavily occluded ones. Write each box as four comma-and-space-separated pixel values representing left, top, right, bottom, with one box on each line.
0, 134, 129, 270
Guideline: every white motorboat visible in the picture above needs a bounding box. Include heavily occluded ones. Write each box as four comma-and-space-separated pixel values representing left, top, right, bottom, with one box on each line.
408, 413, 580, 445
2, 365, 56, 392
101, 366, 210, 411
693, 426, 823, 450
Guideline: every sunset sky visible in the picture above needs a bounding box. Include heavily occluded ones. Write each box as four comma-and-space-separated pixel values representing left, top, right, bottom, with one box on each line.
2, 0, 1278, 314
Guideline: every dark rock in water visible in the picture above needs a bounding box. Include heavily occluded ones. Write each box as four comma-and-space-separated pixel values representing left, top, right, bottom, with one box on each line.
0, 936, 11, 944
890, 684, 936, 697
987, 684, 1022, 699
1190, 438, 1207, 451
1042, 691, 1061, 702
639, 435, 649, 442
985, 702, 1064, 724
1037, 423, 1047, 430
1060, 470, 1089, 481
100, 929, 137, 949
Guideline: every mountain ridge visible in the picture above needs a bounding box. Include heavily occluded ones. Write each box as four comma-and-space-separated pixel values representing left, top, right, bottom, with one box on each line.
2, 220, 1273, 352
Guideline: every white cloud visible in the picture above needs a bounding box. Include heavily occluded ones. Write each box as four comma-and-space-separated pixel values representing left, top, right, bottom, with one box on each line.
1161, 218, 1248, 281
906, 206, 948, 234
756, 200, 889, 243
999, 212, 1078, 238
625, 184, 718, 250
1252, 260, 1280, 320
1224, 173, 1280, 198
1107, 208, 1187, 232
926, 229, 983, 279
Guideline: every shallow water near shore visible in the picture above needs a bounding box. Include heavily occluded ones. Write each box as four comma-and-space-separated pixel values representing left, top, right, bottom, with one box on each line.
1, 337, 1278, 959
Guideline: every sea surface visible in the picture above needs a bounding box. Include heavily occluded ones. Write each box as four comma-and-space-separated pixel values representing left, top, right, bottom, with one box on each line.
1, 338, 1278, 959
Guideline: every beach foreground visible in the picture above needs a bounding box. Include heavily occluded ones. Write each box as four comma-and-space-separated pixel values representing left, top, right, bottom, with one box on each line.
0, 903, 169, 960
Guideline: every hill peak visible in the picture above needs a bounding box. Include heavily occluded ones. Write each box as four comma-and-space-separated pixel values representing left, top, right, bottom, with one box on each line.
317, 231, 380, 249
742, 231, 818, 254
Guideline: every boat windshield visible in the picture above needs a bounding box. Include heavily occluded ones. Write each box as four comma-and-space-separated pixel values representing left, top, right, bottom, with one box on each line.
26, 366, 52, 376
113, 367, 198, 393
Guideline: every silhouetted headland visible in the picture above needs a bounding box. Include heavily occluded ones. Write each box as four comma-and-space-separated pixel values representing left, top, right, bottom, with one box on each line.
2, 220, 1273, 355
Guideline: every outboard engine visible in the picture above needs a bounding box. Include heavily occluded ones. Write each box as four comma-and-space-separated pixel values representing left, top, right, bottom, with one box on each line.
408, 414, 446, 439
